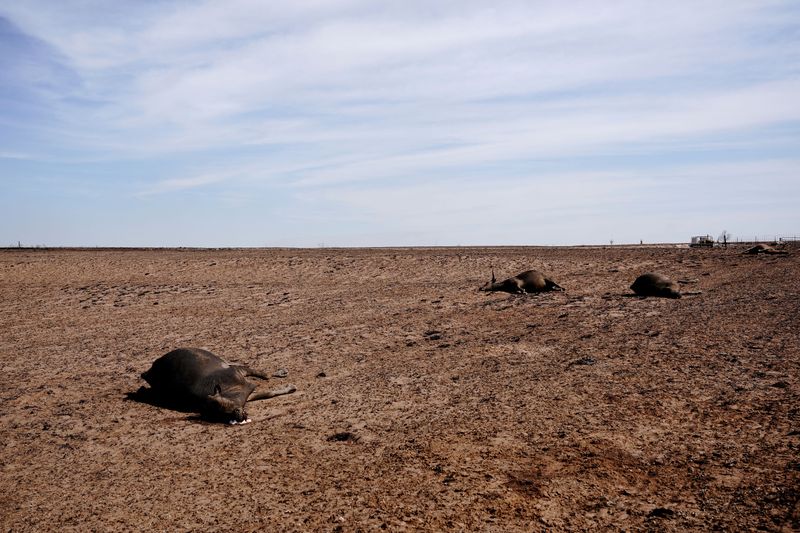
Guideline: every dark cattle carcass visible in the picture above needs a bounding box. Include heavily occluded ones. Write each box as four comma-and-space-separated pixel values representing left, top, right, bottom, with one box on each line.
630, 272, 681, 299
743, 244, 788, 255
139, 348, 295, 424
480, 268, 564, 294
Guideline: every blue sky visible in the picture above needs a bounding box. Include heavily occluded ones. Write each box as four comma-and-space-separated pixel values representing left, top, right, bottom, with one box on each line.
1, 1, 798, 247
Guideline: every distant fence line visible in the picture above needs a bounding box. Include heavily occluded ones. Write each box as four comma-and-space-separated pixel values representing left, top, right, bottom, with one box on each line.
732, 236, 799, 244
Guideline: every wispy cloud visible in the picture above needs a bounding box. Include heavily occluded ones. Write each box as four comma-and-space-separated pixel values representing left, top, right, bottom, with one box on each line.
138, 171, 234, 196
294, 158, 800, 246
0, 151, 35, 160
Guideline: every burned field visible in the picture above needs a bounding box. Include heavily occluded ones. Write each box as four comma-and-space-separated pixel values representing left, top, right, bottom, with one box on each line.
1, 246, 798, 531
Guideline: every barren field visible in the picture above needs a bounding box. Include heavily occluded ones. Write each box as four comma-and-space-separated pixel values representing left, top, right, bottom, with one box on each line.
1, 245, 798, 532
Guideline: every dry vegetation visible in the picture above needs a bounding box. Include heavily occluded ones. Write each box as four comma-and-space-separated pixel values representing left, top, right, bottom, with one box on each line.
1, 245, 798, 531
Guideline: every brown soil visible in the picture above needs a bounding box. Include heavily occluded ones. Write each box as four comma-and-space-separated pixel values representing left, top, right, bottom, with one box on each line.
1, 245, 798, 532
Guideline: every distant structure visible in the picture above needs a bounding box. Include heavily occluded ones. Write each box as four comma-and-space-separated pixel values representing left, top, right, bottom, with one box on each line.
690, 235, 714, 248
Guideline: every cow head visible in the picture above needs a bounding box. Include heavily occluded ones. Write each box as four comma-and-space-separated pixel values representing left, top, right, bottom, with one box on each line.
660, 287, 682, 299
206, 385, 248, 423
479, 267, 498, 291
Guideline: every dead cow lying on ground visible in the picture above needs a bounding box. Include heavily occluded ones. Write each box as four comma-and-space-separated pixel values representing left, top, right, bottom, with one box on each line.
630, 272, 681, 299
137, 348, 296, 424
480, 268, 564, 294
743, 243, 788, 255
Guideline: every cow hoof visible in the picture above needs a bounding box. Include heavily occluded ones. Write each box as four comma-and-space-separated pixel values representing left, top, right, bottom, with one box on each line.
229, 418, 252, 425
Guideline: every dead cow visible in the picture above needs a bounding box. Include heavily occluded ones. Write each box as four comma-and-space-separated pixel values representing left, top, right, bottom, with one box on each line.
480, 268, 564, 294
139, 348, 296, 424
743, 244, 788, 255
630, 272, 681, 299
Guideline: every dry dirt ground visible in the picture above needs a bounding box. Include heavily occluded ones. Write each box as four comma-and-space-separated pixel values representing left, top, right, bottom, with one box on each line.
1, 246, 798, 532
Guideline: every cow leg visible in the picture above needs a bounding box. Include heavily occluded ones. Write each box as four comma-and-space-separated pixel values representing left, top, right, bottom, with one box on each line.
248, 385, 297, 402
235, 366, 271, 380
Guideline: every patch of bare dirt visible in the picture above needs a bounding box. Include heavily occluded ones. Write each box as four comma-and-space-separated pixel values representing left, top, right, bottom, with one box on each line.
1, 245, 798, 531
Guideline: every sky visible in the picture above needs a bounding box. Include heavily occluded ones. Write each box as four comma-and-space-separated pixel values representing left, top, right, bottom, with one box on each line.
1, 0, 799, 247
